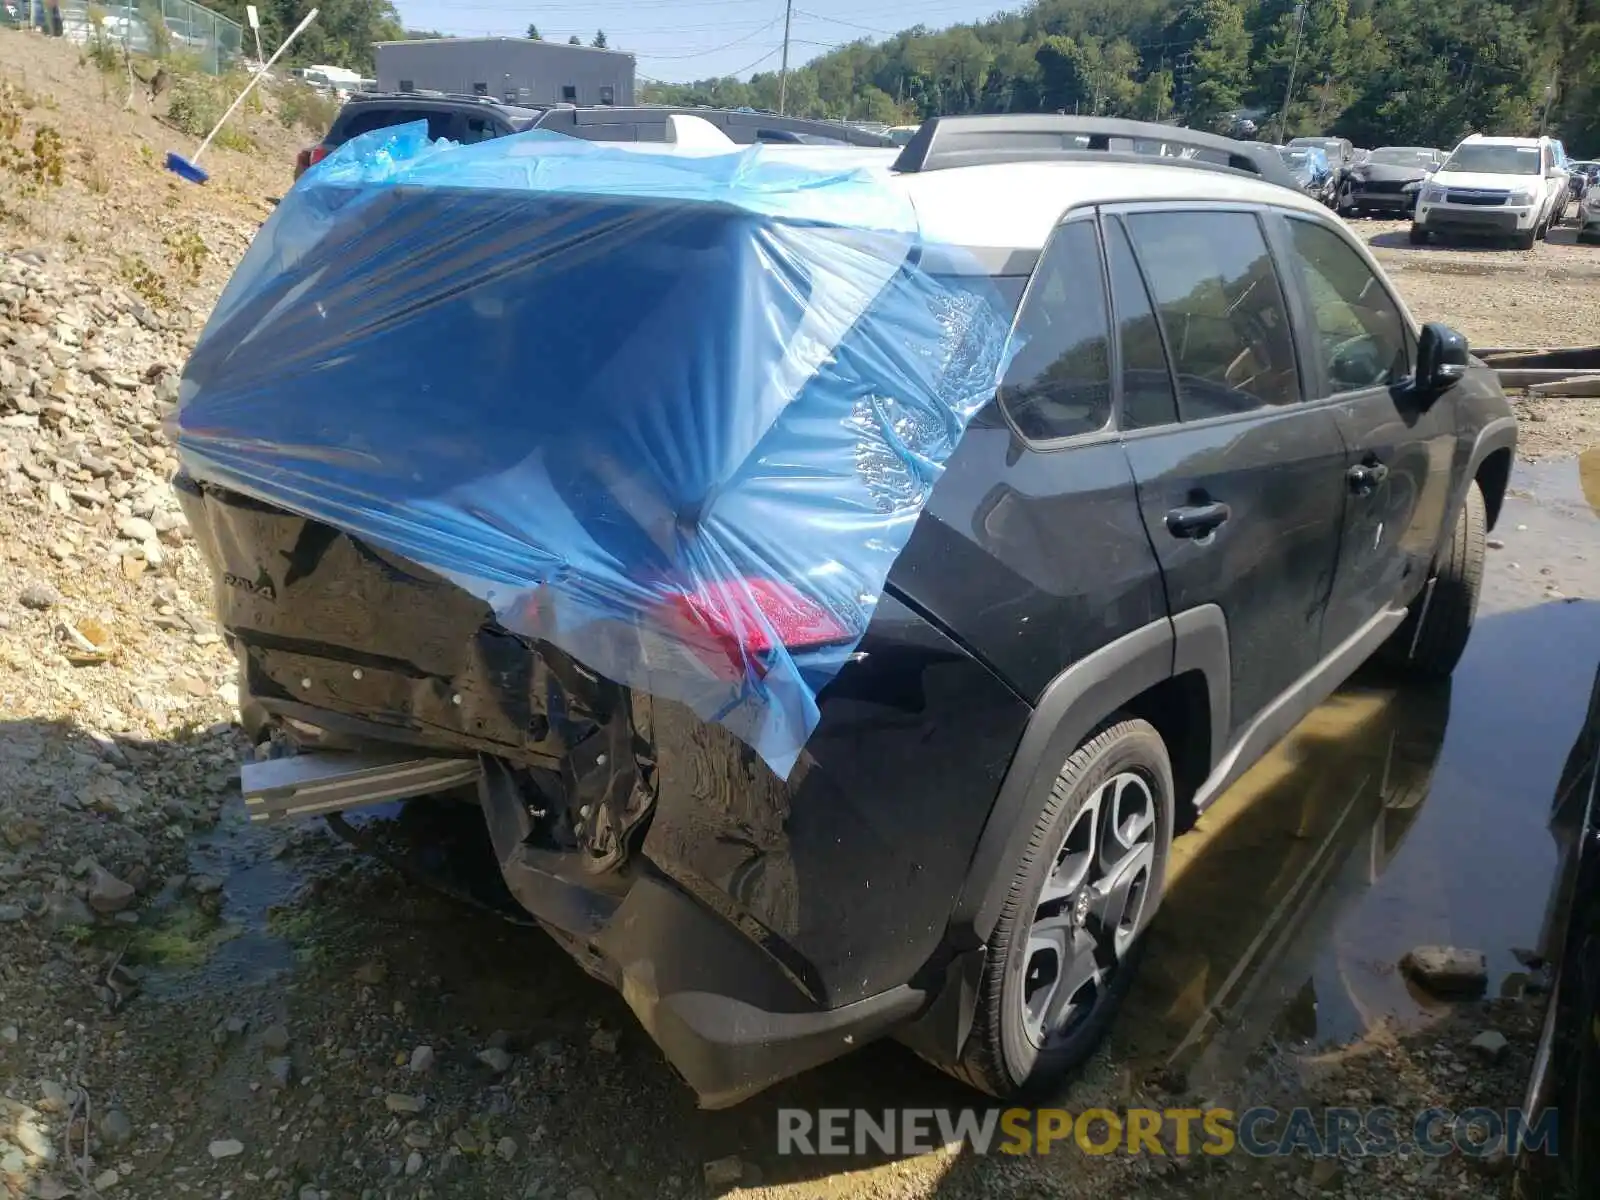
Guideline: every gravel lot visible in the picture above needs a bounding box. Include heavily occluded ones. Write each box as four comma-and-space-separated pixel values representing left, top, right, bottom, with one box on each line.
3, 32, 1600, 1200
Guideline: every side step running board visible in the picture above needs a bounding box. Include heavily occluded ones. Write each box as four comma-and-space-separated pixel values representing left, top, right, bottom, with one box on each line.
241, 751, 482, 823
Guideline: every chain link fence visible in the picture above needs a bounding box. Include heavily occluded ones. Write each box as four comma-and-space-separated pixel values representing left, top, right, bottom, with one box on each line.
50, 1, 244, 75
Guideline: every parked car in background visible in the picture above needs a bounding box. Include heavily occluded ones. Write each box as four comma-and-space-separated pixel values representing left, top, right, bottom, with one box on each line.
1411, 134, 1568, 249
188, 113, 1516, 1107
1289, 134, 1356, 199
1277, 143, 1338, 206
1569, 160, 1597, 205
1577, 176, 1600, 243
293, 94, 898, 179
1341, 146, 1443, 217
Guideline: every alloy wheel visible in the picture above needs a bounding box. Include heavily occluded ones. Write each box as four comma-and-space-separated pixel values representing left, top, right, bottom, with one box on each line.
1017, 770, 1157, 1048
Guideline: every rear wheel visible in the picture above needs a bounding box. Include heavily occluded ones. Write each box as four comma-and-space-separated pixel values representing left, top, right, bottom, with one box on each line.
1381, 481, 1487, 680
1409, 223, 1429, 245
947, 719, 1174, 1098
1516, 228, 1538, 250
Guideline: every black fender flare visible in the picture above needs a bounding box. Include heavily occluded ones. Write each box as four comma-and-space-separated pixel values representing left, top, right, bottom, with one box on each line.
1462, 414, 1517, 528
946, 606, 1230, 949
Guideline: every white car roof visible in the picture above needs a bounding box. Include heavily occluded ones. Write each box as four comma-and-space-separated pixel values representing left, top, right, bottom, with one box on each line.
893, 159, 1333, 257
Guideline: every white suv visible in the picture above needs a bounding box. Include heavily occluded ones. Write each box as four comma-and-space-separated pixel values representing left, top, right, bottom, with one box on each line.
1411, 134, 1567, 249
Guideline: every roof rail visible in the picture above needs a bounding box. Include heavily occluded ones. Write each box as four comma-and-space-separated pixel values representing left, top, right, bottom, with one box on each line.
891, 115, 1299, 190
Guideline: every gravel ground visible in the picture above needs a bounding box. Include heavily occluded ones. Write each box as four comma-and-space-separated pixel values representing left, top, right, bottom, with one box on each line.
2, 32, 1598, 1200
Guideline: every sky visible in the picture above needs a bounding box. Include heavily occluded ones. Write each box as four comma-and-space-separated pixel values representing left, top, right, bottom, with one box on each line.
391, 1, 1012, 84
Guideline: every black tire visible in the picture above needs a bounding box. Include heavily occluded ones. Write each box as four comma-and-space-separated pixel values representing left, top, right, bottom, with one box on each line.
1408, 223, 1429, 245
1382, 481, 1487, 680
1515, 228, 1538, 250
946, 718, 1175, 1098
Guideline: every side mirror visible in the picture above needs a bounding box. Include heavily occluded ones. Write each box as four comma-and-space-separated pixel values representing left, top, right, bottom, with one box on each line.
1415, 322, 1469, 398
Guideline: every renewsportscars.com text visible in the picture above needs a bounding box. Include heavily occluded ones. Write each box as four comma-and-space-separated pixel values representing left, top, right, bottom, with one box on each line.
776, 1105, 1558, 1158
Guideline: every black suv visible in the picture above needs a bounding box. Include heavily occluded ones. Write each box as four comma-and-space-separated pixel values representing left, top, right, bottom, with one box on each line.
185, 115, 1517, 1108
293, 94, 897, 177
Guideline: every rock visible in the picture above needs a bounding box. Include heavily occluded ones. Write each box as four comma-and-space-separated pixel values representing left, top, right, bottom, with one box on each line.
87, 866, 137, 914
496, 1136, 518, 1162
93, 1168, 119, 1190
117, 515, 158, 543
260, 1023, 291, 1053
703, 1156, 746, 1187
208, 1137, 244, 1160
35, 1178, 76, 1199
42, 893, 95, 932
353, 960, 387, 985
385, 1093, 426, 1115
299, 1188, 322, 1200
1400, 946, 1488, 997
1308, 1156, 1342, 1189
1470, 1030, 1509, 1062
404, 1151, 424, 1177
409, 1045, 435, 1073
38, 1079, 69, 1112
267, 1056, 293, 1088
1, 1025, 18, 1044
0, 903, 25, 923
100, 1107, 133, 1147
476, 1046, 513, 1074
18, 582, 60, 610
589, 1027, 619, 1054
566, 1189, 597, 1200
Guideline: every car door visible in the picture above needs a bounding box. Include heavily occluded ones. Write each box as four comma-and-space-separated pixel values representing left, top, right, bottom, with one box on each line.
1271, 211, 1456, 653
1110, 206, 1348, 740
889, 215, 1168, 700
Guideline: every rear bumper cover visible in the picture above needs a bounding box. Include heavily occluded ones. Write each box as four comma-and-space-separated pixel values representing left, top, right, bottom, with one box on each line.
473, 755, 928, 1107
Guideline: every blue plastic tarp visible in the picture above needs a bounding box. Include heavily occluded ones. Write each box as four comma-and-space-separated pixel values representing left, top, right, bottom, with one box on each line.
175, 122, 1015, 778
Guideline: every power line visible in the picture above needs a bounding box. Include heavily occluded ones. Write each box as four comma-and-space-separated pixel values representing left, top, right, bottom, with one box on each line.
636, 15, 784, 60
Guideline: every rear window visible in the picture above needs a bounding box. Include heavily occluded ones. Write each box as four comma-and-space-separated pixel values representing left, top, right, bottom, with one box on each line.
335, 108, 457, 146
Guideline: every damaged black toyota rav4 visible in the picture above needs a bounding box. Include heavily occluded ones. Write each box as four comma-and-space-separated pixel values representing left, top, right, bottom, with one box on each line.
175, 116, 1516, 1108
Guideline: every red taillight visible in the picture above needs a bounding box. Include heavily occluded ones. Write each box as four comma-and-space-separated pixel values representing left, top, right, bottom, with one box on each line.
654, 577, 855, 681
295, 145, 329, 178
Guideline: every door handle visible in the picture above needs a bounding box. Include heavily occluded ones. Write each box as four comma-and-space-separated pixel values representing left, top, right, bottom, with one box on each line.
1165, 501, 1231, 540
1347, 461, 1390, 494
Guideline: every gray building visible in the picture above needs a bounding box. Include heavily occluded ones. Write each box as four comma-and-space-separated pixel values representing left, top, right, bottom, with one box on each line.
374, 38, 636, 107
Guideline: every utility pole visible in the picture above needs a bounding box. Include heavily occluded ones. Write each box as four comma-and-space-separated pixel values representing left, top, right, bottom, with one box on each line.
1539, 68, 1557, 135
778, 0, 793, 115
1277, 2, 1308, 143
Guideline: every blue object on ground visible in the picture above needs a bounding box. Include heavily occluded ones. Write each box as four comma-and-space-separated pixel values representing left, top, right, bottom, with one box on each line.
165, 152, 209, 184
173, 120, 1015, 779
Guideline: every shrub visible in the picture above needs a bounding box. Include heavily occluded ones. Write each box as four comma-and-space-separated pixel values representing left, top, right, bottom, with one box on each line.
277, 82, 338, 135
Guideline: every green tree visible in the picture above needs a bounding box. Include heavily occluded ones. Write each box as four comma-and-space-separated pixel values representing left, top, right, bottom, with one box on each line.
1036, 35, 1090, 111
1136, 67, 1175, 119
568, 34, 581, 45
1182, 0, 1252, 130
592, 30, 608, 48
526, 23, 540, 40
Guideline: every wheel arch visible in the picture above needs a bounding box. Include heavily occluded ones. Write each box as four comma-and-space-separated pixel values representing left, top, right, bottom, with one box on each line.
947, 607, 1230, 948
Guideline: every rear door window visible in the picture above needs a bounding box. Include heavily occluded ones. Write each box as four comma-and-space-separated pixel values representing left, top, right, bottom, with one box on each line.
1124, 210, 1301, 419
997, 220, 1112, 442
337, 108, 459, 145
